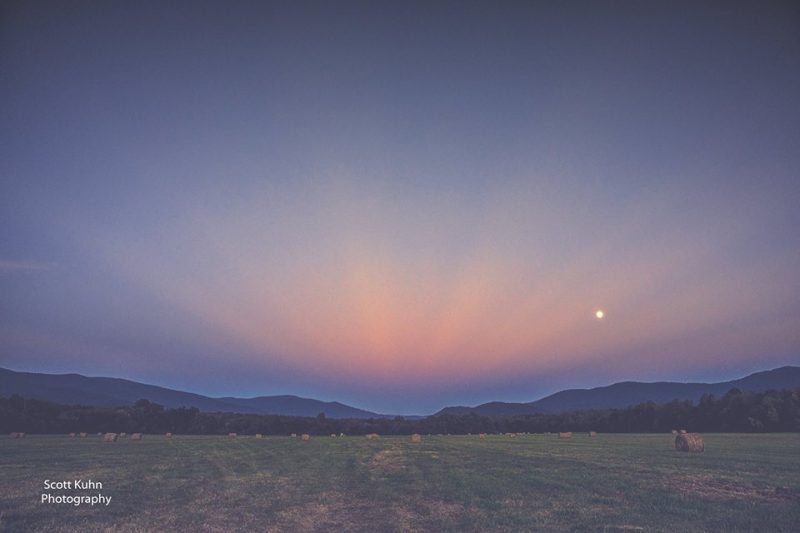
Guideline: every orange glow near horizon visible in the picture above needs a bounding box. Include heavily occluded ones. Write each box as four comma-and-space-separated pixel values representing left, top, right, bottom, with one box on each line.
63, 175, 798, 393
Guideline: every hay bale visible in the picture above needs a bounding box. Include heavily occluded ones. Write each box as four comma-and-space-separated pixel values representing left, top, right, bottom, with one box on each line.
301, 433, 310, 441
131, 433, 142, 441
255, 433, 263, 439
291, 433, 297, 438
675, 433, 704, 452
411, 433, 422, 443
165, 432, 172, 438
589, 431, 597, 437
330, 434, 336, 438
79, 432, 87, 438
558, 432, 573, 439
366, 433, 379, 440
228, 432, 237, 438
69, 432, 76, 437
103, 433, 118, 442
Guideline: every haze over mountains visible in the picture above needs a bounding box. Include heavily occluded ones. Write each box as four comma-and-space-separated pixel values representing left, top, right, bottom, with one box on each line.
1, 366, 798, 418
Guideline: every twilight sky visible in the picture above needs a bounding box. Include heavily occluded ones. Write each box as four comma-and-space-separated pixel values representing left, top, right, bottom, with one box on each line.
1, 1, 799, 414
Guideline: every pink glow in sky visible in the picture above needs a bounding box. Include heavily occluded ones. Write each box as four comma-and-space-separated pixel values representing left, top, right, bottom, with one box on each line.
1, 2, 798, 413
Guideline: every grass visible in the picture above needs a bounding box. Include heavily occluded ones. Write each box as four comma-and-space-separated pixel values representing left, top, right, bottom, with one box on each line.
1, 433, 798, 532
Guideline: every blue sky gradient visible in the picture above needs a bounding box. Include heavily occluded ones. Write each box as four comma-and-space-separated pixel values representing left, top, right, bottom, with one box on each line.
2, 1, 799, 413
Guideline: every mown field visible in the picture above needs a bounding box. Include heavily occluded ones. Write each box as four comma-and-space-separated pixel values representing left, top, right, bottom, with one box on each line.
1, 433, 798, 532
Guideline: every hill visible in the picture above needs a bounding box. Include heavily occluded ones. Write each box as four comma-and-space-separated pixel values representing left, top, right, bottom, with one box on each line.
0, 367, 381, 419
437, 366, 800, 416
3, 365, 798, 419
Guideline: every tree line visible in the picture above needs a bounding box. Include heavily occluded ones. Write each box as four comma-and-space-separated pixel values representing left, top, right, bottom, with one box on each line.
1, 387, 798, 435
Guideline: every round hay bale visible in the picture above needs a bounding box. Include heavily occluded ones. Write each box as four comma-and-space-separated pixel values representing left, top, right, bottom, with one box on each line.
131, 433, 142, 441
589, 431, 597, 437
228, 432, 237, 438
69, 432, 76, 437
291, 433, 297, 438
301, 433, 310, 441
103, 432, 118, 442
255, 433, 263, 439
165, 432, 172, 438
330, 433, 336, 438
411, 433, 422, 443
79, 432, 87, 438
558, 432, 573, 439
675, 433, 704, 452
366, 433, 379, 440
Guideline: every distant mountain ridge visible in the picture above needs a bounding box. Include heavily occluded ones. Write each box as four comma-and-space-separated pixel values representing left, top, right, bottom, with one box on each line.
0, 368, 382, 419
1, 365, 798, 418
436, 366, 800, 416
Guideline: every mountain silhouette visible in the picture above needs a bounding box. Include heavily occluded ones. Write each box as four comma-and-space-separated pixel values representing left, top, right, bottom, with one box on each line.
436, 366, 800, 416
2, 365, 798, 418
0, 367, 381, 418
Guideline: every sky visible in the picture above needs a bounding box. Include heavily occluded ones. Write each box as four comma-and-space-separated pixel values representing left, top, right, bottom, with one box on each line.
1, 1, 799, 414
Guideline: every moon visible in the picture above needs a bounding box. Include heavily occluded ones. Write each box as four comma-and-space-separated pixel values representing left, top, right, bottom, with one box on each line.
595, 310, 605, 319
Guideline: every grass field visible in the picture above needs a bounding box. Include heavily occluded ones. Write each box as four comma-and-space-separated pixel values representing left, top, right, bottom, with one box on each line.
1, 433, 798, 532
